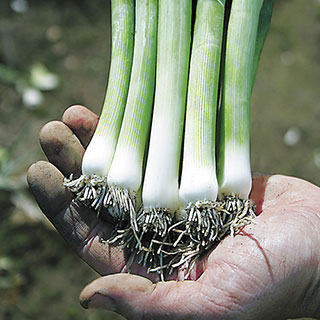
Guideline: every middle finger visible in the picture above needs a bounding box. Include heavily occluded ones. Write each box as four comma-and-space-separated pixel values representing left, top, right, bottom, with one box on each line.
40, 120, 84, 177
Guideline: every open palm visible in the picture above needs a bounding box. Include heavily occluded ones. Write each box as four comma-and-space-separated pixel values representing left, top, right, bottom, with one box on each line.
28, 105, 320, 320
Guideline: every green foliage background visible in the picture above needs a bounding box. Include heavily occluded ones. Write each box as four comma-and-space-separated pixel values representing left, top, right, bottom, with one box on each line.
0, 0, 319, 319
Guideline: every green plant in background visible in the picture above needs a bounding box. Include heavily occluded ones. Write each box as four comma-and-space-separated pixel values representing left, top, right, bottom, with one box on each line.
0, 135, 26, 192
0, 62, 59, 109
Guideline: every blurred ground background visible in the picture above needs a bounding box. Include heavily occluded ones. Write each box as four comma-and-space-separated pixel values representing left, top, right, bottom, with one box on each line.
0, 0, 319, 319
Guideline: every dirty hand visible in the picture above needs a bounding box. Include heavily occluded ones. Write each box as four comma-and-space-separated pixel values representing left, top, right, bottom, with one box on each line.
28, 105, 320, 320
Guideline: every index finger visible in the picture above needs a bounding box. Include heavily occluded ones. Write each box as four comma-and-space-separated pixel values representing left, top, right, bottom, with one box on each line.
62, 105, 99, 148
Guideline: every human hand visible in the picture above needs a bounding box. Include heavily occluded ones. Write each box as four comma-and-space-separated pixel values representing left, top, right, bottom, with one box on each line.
28, 105, 320, 320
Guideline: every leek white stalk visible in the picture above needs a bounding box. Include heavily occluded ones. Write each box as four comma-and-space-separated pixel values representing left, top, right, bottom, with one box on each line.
82, 0, 134, 176
106, 0, 157, 219
175, 0, 225, 252
179, 0, 225, 206
141, 0, 191, 217
128, 1, 191, 276
64, 0, 134, 208
217, 0, 263, 199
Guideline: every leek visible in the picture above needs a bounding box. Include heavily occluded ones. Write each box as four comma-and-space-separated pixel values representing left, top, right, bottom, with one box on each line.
217, 0, 264, 199
142, 0, 191, 211
141, 0, 191, 218
251, 0, 275, 92
105, 0, 157, 220
173, 0, 225, 256
120, 0, 192, 275
64, 0, 134, 208
179, 0, 225, 210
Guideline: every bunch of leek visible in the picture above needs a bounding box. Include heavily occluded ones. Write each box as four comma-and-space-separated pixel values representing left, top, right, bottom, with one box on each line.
168, 0, 274, 273
64, 0, 274, 278
65, 0, 157, 224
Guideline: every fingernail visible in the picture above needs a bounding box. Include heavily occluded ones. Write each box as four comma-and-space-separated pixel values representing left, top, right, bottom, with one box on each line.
81, 293, 117, 312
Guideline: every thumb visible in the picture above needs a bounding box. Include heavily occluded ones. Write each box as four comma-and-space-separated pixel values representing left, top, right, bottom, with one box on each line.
79, 273, 204, 320
80, 274, 154, 319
